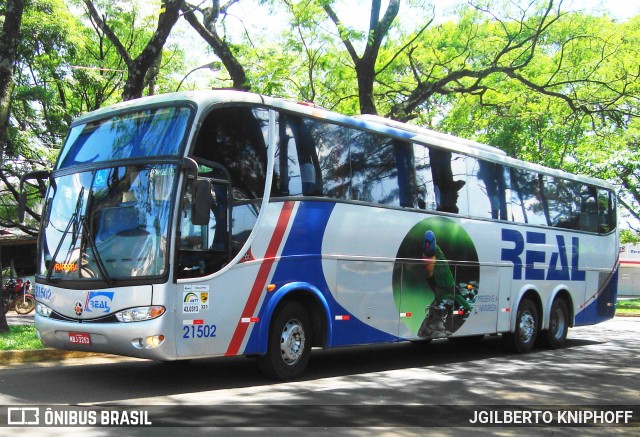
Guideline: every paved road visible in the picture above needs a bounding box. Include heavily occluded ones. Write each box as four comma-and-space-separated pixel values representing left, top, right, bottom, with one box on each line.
0, 317, 638, 436
5, 311, 34, 325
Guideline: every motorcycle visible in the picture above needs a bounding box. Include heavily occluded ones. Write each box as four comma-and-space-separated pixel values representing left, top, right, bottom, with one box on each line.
2, 278, 36, 315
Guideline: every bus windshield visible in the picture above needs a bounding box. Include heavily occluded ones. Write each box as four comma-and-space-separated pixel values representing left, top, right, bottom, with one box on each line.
57, 106, 191, 169
38, 164, 176, 282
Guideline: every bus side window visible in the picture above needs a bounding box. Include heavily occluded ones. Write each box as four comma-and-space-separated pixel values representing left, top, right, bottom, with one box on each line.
429, 148, 467, 214
467, 158, 509, 220
580, 185, 599, 233
311, 121, 351, 200
393, 140, 416, 208
510, 168, 549, 226
349, 130, 402, 206
597, 189, 615, 234
192, 107, 269, 200
546, 176, 581, 230
413, 143, 437, 210
273, 114, 324, 197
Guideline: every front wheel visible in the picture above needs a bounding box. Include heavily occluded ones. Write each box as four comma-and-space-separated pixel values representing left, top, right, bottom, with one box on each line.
503, 298, 538, 353
15, 295, 35, 315
257, 301, 312, 380
540, 298, 569, 349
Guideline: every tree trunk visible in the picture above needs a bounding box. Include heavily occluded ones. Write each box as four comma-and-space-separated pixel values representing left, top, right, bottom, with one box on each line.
0, 0, 25, 164
0, 246, 8, 334
84, 0, 184, 101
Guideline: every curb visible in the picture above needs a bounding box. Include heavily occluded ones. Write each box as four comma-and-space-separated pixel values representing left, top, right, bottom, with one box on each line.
0, 349, 113, 366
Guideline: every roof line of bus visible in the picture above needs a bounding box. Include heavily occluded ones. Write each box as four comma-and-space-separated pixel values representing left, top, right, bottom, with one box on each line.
71, 90, 615, 191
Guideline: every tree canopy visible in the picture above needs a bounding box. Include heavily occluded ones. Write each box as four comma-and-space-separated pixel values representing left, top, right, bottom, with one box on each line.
1, 0, 639, 235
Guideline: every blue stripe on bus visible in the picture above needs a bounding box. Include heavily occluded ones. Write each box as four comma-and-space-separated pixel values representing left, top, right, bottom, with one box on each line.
574, 268, 618, 326
243, 201, 398, 355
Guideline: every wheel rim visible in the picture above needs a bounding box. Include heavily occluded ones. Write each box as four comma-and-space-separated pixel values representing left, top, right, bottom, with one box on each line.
16, 298, 34, 313
550, 307, 567, 341
280, 319, 305, 366
518, 311, 536, 344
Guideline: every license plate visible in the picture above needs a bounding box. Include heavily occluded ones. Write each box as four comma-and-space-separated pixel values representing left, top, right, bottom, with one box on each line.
69, 332, 91, 345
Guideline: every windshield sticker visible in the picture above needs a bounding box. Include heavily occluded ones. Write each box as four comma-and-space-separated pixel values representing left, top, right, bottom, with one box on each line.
94, 169, 109, 188
53, 262, 78, 273
85, 291, 114, 313
183, 290, 209, 314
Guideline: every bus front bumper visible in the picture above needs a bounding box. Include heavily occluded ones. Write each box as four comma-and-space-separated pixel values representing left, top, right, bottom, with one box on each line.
34, 313, 179, 361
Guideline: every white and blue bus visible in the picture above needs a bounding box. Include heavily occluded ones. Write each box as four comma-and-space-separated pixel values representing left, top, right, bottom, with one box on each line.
26, 91, 618, 380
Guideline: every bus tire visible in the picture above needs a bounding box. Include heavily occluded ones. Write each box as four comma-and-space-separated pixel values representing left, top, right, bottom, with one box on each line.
257, 301, 312, 381
541, 298, 569, 349
503, 298, 538, 353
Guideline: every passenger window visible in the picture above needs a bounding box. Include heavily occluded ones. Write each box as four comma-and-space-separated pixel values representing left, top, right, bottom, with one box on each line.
467, 158, 509, 220
312, 121, 351, 199
349, 130, 400, 206
597, 189, 616, 234
274, 113, 323, 197
580, 185, 599, 233
413, 144, 437, 210
546, 176, 581, 230
192, 107, 269, 200
510, 169, 548, 226
430, 149, 467, 214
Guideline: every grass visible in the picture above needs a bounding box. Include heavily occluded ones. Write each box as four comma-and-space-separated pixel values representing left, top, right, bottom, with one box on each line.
0, 325, 44, 351
616, 298, 640, 316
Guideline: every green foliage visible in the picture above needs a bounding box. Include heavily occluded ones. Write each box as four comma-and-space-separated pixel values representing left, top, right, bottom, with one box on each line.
620, 230, 640, 245
0, 325, 43, 351
2, 0, 640, 233
616, 298, 640, 316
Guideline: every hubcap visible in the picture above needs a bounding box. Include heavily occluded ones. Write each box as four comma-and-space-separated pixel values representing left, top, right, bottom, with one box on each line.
280, 319, 305, 365
518, 311, 536, 343
551, 307, 566, 340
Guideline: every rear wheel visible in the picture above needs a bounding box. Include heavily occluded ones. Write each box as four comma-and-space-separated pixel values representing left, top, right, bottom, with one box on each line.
257, 301, 312, 380
15, 295, 35, 315
503, 298, 538, 353
541, 298, 569, 349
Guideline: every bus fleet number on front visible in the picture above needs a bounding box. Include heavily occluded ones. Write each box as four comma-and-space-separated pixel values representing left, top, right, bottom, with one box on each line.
183, 324, 217, 339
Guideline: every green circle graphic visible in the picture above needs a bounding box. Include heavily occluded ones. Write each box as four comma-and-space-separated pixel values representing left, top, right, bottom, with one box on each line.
392, 216, 479, 335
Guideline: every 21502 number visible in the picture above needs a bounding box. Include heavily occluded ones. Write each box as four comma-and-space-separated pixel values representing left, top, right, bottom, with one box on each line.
183, 324, 217, 339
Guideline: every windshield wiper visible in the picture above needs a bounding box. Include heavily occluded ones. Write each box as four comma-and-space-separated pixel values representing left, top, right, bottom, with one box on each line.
46, 187, 115, 285
47, 187, 84, 282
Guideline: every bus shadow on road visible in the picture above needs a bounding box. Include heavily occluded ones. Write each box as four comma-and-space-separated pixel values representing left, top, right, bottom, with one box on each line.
2, 333, 607, 405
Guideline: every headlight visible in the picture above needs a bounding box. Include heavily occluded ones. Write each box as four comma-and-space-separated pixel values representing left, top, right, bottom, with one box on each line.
36, 302, 53, 318
115, 306, 165, 322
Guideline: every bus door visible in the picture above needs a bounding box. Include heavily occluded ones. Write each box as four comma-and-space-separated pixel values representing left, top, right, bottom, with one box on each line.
450, 266, 502, 337
398, 260, 499, 340
177, 161, 232, 278
175, 161, 233, 357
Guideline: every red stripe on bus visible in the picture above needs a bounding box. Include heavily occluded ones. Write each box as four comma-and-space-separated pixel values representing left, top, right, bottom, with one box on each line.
225, 201, 294, 356
620, 260, 640, 265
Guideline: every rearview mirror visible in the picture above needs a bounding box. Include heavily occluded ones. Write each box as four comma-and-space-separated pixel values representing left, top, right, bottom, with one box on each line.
17, 170, 56, 223
192, 179, 215, 226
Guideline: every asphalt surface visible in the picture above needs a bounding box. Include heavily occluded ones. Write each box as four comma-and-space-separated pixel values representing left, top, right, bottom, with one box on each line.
5, 311, 34, 326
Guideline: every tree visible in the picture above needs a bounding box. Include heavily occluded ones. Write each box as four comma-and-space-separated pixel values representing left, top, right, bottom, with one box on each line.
321, 0, 402, 115
2, 0, 85, 235
181, 0, 250, 91
435, 10, 640, 224
0, 0, 25, 333
0, 0, 25, 166
83, 0, 185, 100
